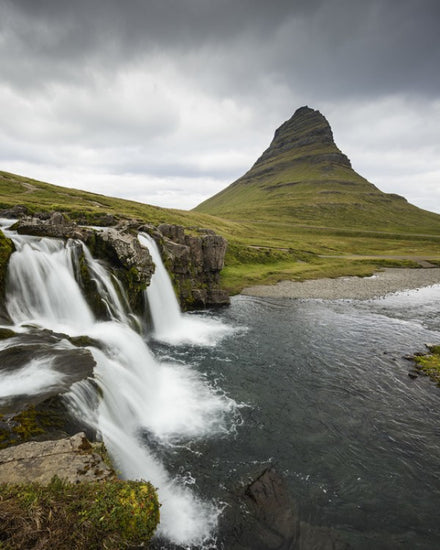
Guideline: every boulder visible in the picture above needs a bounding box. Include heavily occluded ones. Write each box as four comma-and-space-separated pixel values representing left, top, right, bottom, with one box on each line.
0, 205, 29, 218
16, 216, 87, 240
219, 467, 300, 550
219, 467, 351, 550
156, 224, 230, 309
0, 432, 114, 484
97, 227, 154, 286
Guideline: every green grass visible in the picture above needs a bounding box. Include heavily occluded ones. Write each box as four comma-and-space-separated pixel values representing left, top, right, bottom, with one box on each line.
2, 170, 440, 294
0, 170, 235, 231
413, 345, 440, 386
0, 476, 159, 549
221, 256, 421, 294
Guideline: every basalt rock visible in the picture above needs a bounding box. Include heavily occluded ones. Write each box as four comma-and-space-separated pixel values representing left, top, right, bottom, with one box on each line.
0, 204, 30, 219
88, 226, 154, 311
143, 223, 229, 309
14, 215, 229, 311
15, 214, 88, 240
15, 216, 155, 313
219, 467, 351, 550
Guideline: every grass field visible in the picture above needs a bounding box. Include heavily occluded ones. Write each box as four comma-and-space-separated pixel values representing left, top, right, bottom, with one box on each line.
2, 170, 440, 294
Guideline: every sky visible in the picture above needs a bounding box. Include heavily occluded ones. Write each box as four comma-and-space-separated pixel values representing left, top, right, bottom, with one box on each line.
0, 0, 439, 213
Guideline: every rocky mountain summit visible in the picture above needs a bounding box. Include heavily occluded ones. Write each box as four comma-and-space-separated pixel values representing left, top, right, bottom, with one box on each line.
194, 105, 440, 233
249, 105, 352, 177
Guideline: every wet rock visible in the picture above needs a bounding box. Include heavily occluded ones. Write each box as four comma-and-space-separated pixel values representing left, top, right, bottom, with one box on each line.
219, 467, 300, 550
98, 227, 154, 284
14, 215, 229, 311
0, 432, 114, 484
16, 215, 87, 240
0, 328, 15, 340
155, 224, 230, 309
0, 330, 96, 413
219, 467, 351, 550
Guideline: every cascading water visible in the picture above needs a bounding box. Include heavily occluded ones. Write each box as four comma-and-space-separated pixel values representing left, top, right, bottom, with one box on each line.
139, 232, 232, 346
1, 224, 238, 548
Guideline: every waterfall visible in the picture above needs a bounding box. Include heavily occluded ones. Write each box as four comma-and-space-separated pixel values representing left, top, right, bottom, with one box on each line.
139, 232, 232, 346
1, 227, 238, 548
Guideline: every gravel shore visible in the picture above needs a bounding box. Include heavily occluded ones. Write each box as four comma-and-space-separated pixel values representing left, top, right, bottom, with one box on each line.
241, 268, 440, 300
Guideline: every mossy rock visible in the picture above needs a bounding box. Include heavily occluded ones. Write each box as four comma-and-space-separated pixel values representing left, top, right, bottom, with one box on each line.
0, 327, 16, 340
0, 400, 70, 449
413, 345, 440, 386
68, 334, 102, 349
0, 229, 14, 317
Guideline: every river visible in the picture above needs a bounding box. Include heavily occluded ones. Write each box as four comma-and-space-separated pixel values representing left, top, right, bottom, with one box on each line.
1, 223, 440, 549
152, 290, 440, 549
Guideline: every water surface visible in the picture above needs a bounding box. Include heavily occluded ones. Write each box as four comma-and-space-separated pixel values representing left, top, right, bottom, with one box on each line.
153, 290, 440, 549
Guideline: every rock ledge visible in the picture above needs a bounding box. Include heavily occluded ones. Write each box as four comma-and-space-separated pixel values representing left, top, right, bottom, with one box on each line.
0, 432, 114, 484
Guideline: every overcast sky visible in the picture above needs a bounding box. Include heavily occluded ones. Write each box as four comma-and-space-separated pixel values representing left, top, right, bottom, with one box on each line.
1, 0, 439, 213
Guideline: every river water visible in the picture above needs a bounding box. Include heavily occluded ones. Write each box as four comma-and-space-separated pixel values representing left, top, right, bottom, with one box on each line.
150, 288, 440, 549
1, 223, 440, 549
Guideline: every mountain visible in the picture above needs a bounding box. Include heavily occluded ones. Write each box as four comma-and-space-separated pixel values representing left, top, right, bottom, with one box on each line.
195, 106, 440, 233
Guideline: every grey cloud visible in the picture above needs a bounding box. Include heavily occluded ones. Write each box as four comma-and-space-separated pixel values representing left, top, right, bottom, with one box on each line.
3, 0, 439, 100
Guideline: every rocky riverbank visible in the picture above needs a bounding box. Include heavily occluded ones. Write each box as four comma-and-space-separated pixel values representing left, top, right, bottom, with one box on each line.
242, 267, 440, 300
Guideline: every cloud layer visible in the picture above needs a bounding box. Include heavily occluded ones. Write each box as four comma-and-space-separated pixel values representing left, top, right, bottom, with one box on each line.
1, 0, 439, 211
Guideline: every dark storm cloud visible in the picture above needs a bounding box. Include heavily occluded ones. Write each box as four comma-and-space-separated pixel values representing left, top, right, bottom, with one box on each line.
2, 0, 439, 99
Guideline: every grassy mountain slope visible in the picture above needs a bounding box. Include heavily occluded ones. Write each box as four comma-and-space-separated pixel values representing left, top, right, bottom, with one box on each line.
0, 170, 238, 233
2, 104, 440, 297
195, 106, 440, 235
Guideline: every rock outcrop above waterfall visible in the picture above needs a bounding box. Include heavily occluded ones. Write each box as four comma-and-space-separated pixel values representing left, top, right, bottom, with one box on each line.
13, 213, 229, 310
141, 223, 230, 308
14, 214, 154, 312
0, 432, 114, 484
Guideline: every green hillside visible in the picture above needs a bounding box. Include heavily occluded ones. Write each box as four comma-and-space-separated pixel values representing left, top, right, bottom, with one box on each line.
2, 104, 440, 297
0, 170, 238, 233
195, 106, 440, 234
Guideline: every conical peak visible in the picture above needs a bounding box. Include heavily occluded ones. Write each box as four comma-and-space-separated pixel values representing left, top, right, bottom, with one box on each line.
256, 105, 351, 169
271, 106, 336, 153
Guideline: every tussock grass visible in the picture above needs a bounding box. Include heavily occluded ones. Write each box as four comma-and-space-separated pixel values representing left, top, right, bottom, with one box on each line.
0, 476, 160, 549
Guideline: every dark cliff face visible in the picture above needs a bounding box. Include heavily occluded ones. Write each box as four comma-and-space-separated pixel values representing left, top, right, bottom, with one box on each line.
141, 223, 229, 310
254, 106, 352, 171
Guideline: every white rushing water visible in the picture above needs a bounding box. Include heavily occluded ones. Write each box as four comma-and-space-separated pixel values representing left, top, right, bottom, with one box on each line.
139, 232, 233, 346
2, 228, 238, 547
